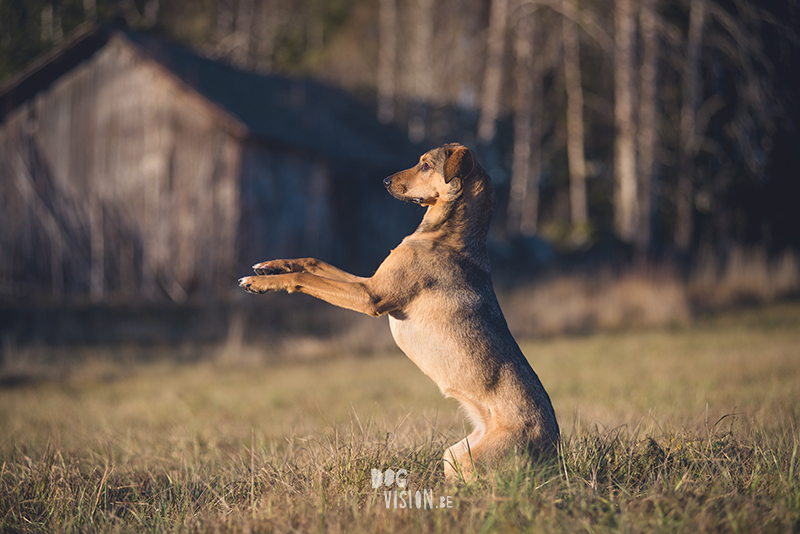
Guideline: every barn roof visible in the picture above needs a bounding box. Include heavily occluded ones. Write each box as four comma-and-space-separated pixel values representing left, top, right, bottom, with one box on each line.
0, 24, 417, 169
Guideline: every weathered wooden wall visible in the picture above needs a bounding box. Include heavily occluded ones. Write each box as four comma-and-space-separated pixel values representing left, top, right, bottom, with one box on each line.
0, 37, 242, 303
237, 143, 341, 272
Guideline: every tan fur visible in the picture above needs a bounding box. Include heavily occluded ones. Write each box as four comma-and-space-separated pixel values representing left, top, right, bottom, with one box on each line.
240, 143, 560, 479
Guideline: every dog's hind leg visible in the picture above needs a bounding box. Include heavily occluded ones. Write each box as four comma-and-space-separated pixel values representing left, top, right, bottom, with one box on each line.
444, 425, 522, 481
443, 427, 485, 481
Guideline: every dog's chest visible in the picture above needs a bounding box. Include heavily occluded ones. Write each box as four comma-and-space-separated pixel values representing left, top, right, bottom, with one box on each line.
387, 307, 458, 389
387, 314, 415, 354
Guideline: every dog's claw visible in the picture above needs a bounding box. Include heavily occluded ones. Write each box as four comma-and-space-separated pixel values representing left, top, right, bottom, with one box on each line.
239, 277, 259, 294
239, 275, 284, 294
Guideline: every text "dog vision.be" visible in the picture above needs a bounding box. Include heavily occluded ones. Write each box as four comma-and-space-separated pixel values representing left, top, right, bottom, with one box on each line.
371, 469, 453, 510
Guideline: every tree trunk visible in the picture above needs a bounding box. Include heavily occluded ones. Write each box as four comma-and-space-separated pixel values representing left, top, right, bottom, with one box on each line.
520, 73, 543, 236
636, 0, 659, 252
253, 0, 282, 73
83, 0, 96, 20
613, 0, 638, 242
377, 0, 397, 124
41, 5, 55, 43
231, 0, 255, 67
214, 0, 233, 45
143, 0, 159, 28
508, 0, 538, 236
477, 0, 509, 144
408, 0, 434, 143
676, 0, 706, 252
562, 0, 587, 228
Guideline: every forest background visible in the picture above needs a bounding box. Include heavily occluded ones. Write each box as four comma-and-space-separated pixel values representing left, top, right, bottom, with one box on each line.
3, 0, 799, 265
2, 3, 800, 531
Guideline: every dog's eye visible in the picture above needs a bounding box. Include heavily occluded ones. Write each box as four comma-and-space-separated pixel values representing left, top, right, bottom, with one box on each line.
421, 162, 430, 171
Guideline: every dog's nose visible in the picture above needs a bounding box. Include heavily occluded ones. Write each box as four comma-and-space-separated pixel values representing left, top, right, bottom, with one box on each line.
383, 176, 393, 188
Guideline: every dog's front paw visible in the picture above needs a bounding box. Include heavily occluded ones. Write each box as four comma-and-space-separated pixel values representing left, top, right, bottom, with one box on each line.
239, 275, 279, 294
238, 276, 262, 294
252, 260, 296, 275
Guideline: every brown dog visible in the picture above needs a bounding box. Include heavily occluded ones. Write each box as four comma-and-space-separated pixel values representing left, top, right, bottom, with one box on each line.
239, 143, 560, 479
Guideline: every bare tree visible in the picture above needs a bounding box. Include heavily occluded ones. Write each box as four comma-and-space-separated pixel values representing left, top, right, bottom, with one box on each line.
231, 0, 255, 67
636, 0, 660, 251
614, 0, 638, 242
118, 0, 158, 30
143, 0, 159, 28
707, 0, 776, 172
562, 0, 587, 228
252, 0, 272, 72
377, 0, 397, 124
408, 0, 434, 143
41, 4, 63, 43
477, 0, 510, 144
83, 0, 96, 20
214, 0, 236, 53
521, 46, 546, 236
676, 0, 706, 252
508, 0, 540, 236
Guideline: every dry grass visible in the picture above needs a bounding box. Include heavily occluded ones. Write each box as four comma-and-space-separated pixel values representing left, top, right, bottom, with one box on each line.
1, 301, 799, 532
689, 246, 800, 310
503, 247, 800, 338
503, 268, 691, 337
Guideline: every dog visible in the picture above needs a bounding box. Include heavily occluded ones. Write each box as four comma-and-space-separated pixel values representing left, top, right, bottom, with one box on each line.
239, 143, 560, 479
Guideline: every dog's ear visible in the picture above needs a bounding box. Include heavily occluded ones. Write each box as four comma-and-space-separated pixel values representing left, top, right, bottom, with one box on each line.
443, 145, 475, 184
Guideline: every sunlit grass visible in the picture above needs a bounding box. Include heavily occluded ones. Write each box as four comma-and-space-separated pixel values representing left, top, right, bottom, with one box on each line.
1, 301, 799, 532
533, 301, 800, 432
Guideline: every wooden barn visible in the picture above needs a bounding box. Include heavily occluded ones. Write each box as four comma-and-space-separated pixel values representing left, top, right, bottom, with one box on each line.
0, 24, 417, 305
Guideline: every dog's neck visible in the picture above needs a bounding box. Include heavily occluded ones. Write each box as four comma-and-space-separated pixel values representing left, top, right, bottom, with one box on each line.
413, 172, 495, 269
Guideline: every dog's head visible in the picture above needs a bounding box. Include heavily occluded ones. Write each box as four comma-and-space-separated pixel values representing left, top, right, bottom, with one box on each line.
383, 143, 478, 206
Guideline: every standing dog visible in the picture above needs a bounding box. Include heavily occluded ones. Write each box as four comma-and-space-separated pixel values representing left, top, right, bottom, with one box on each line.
239, 143, 560, 479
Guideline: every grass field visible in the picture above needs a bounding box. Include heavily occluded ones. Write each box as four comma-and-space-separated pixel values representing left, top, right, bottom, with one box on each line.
1, 301, 799, 532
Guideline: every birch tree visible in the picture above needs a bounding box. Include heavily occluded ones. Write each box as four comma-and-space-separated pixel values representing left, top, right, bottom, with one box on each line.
231, 0, 255, 67
477, 0, 510, 144
613, 0, 638, 242
562, 0, 587, 228
636, 0, 659, 251
41, 4, 63, 43
252, 0, 281, 73
377, 0, 397, 124
676, 0, 706, 252
408, 0, 434, 143
214, 0, 236, 54
508, 0, 540, 236
83, 0, 96, 20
